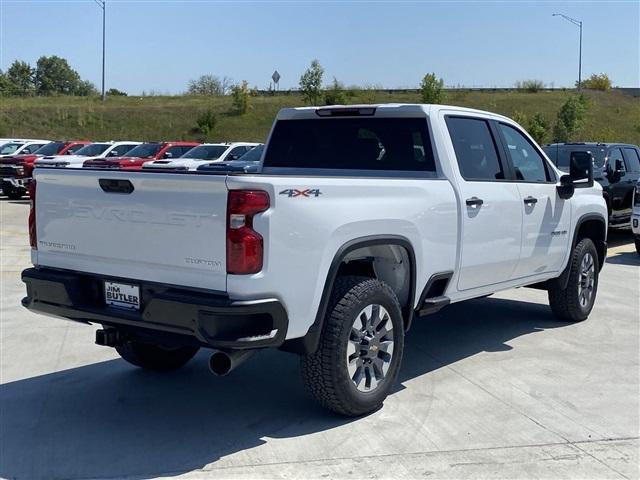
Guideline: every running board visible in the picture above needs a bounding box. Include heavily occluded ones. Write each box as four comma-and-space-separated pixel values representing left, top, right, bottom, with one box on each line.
418, 296, 450, 316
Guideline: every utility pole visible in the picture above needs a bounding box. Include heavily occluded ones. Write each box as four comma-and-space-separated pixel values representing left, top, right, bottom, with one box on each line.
93, 0, 106, 100
553, 13, 583, 91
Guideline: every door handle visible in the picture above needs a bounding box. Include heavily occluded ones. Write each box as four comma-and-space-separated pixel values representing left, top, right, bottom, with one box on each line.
523, 196, 538, 205
465, 196, 484, 208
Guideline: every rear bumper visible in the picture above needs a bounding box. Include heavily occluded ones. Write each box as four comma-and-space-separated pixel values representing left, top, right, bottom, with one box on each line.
22, 267, 288, 350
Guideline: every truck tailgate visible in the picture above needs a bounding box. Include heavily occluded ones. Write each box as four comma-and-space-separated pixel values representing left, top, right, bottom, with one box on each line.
33, 169, 228, 291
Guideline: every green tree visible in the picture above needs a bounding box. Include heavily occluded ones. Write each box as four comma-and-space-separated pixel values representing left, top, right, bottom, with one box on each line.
515, 79, 545, 93
6, 60, 35, 96
0, 70, 12, 96
107, 88, 128, 96
187, 75, 225, 95
579, 73, 612, 91
420, 73, 445, 104
75, 80, 98, 96
553, 95, 588, 142
299, 59, 324, 105
527, 113, 550, 145
231, 80, 250, 114
324, 77, 346, 105
195, 110, 217, 136
35, 56, 81, 95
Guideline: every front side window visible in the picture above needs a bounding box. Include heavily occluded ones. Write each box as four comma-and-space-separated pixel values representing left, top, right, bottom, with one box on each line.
498, 123, 549, 182
22, 143, 46, 154
263, 118, 435, 172
446, 117, 503, 181
623, 147, 640, 172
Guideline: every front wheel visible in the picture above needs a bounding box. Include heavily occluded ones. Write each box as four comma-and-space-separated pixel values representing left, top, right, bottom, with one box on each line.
6, 186, 24, 200
548, 238, 599, 322
301, 276, 405, 416
116, 341, 199, 371
635, 237, 640, 256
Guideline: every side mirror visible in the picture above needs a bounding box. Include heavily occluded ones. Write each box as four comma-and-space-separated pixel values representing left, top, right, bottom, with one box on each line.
569, 151, 594, 188
614, 159, 626, 177
163, 151, 173, 159
557, 151, 594, 199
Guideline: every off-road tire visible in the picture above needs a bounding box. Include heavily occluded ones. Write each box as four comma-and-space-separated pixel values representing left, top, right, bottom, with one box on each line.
301, 276, 405, 416
116, 341, 199, 371
548, 238, 599, 322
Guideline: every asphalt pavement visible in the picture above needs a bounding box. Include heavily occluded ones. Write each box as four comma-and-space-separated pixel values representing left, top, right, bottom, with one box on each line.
1, 197, 638, 480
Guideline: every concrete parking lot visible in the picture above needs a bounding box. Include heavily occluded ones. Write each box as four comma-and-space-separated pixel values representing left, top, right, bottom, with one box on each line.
1, 197, 638, 480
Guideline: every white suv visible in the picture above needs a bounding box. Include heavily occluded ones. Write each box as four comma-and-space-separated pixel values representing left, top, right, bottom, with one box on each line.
35, 141, 141, 168
142, 142, 259, 171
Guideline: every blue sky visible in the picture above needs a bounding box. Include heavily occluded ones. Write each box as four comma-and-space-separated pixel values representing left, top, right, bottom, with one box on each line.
1, 1, 638, 94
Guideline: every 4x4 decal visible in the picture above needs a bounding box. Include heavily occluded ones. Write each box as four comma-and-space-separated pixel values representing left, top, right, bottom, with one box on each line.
279, 188, 322, 198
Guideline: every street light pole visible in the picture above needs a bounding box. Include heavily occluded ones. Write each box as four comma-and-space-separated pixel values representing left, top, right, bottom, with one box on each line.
93, 0, 106, 101
553, 13, 583, 91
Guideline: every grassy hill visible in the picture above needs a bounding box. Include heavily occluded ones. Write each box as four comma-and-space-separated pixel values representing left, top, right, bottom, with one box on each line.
1, 89, 639, 145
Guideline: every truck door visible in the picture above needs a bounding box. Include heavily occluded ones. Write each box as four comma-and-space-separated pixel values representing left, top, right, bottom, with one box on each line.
445, 116, 523, 291
494, 122, 571, 278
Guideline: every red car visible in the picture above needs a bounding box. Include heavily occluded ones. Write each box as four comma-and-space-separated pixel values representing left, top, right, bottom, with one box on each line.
83, 142, 199, 170
0, 140, 90, 199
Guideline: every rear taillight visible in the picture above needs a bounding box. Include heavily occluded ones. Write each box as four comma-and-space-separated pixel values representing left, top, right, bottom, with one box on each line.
226, 190, 269, 274
634, 188, 640, 207
28, 180, 36, 249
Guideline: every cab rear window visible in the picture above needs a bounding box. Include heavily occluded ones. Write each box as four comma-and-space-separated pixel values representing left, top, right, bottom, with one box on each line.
263, 118, 435, 173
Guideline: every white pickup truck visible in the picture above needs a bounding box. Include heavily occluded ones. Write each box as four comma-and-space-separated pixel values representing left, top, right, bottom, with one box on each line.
22, 104, 607, 416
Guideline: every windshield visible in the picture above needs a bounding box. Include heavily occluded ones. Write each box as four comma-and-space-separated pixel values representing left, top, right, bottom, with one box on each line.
124, 143, 162, 158
74, 143, 111, 157
543, 145, 607, 171
34, 142, 65, 156
0, 143, 24, 155
234, 145, 264, 163
181, 145, 228, 160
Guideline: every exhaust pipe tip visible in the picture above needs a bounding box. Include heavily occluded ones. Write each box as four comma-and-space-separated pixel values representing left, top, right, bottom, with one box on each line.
208, 351, 233, 376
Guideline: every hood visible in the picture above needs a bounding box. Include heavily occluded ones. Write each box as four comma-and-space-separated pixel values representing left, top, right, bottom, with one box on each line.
36, 155, 97, 167
143, 158, 214, 171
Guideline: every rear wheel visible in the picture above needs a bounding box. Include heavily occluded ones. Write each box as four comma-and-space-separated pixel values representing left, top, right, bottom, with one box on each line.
548, 238, 599, 322
116, 341, 199, 371
301, 276, 404, 416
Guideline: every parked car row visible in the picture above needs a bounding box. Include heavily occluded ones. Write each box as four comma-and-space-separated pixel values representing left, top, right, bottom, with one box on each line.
543, 142, 640, 229
0, 138, 264, 199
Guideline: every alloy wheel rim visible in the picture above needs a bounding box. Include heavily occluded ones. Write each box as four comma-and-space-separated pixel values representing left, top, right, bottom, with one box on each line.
346, 304, 394, 392
577, 252, 595, 308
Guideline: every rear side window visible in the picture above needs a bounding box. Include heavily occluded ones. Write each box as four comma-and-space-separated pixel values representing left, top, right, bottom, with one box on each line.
446, 117, 504, 181
263, 118, 435, 172
623, 147, 640, 172
498, 123, 550, 182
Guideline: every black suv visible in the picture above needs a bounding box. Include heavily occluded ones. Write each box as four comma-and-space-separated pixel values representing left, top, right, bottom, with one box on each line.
543, 142, 640, 227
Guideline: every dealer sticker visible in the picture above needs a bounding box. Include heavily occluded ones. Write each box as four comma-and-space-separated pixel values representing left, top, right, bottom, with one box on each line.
104, 281, 141, 310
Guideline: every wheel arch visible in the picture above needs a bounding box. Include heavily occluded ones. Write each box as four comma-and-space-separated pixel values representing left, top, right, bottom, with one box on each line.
281, 235, 417, 355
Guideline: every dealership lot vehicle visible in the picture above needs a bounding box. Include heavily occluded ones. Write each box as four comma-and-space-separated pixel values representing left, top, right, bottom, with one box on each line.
544, 142, 640, 227
197, 144, 265, 173
83, 141, 199, 170
0, 141, 91, 199
632, 180, 640, 254
0, 140, 51, 158
142, 142, 259, 171
34, 141, 141, 168
23, 104, 607, 416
